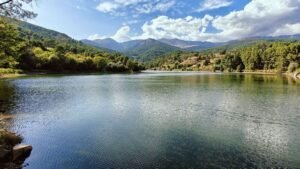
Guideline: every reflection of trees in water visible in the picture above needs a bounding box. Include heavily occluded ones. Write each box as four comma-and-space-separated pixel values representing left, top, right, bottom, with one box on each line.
0, 80, 32, 169
153, 74, 299, 90
0, 80, 17, 114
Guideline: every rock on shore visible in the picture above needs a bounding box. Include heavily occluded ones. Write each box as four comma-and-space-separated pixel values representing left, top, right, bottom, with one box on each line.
0, 130, 32, 169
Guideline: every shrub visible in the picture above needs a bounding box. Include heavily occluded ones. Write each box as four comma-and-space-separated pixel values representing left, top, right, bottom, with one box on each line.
0, 68, 23, 74
288, 62, 299, 73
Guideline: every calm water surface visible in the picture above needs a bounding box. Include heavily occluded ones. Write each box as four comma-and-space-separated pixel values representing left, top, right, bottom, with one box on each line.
0, 72, 300, 168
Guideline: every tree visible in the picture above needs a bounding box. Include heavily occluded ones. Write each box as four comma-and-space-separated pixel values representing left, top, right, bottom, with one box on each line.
0, 0, 37, 19
216, 53, 245, 72
93, 56, 107, 71
220, 49, 226, 55
55, 45, 65, 55
18, 45, 37, 70
0, 17, 20, 68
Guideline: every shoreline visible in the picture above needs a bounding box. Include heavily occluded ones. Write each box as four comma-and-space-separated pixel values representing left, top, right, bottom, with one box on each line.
0, 69, 146, 79
144, 70, 300, 81
0, 71, 141, 79
145, 70, 295, 75
1, 70, 299, 80
0, 74, 26, 79
0, 114, 33, 169
145, 69, 279, 74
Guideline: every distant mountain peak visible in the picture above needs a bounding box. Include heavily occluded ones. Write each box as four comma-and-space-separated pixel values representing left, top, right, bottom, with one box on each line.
142, 38, 157, 42
98, 38, 117, 42
81, 34, 300, 62
83, 38, 123, 51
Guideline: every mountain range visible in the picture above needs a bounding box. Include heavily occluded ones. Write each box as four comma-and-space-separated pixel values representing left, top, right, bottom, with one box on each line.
81, 34, 300, 61
82, 38, 180, 61
81, 38, 220, 52
10, 18, 300, 63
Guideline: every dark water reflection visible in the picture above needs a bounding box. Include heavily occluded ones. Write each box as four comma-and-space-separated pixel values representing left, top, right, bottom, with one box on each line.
1, 72, 300, 168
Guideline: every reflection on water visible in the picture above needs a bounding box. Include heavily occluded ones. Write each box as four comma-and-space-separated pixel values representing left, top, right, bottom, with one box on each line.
0, 72, 300, 168
0, 79, 16, 114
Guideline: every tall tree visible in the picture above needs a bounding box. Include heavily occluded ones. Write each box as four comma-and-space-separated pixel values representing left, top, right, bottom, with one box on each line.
0, 0, 36, 19
0, 17, 20, 68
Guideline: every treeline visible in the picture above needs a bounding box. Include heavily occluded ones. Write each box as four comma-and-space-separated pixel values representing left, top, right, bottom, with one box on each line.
147, 41, 300, 73
0, 17, 144, 73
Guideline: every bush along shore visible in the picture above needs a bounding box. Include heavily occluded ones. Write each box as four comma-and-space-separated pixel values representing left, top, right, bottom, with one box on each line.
0, 115, 32, 169
146, 42, 300, 77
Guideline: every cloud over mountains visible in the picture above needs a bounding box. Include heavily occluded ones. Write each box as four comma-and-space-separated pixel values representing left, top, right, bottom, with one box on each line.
96, 0, 176, 16
91, 0, 300, 42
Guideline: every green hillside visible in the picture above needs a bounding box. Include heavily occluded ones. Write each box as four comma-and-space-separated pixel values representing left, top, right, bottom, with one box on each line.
124, 39, 180, 62
147, 41, 300, 73
0, 17, 144, 74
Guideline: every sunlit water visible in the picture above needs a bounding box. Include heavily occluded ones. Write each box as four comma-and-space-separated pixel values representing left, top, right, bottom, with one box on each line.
1, 72, 300, 168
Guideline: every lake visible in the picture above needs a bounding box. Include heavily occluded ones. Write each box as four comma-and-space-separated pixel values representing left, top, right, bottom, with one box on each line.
1, 72, 300, 168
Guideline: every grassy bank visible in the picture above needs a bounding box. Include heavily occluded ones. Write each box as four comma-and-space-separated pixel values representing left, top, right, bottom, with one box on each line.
0, 68, 23, 74
0, 69, 24, 79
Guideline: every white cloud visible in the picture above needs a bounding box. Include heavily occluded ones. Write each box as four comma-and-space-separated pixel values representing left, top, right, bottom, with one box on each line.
111, 26, 132, 42
155, 0, 176, 12
198, 0, 232, 12
96, 0, 175, 15
88, 34, 107, 40
272, 23, 300, 36
131, 0, 300, 42
88, 26, 131, 42
132, 15, 214, 41
210, 0, 300, 41
96, 2, 120, 13
92, 0, 300, 42
141, 0, 175, 13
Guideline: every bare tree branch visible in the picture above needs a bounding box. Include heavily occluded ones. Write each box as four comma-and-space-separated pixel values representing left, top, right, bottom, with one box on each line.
0, 0, 13, 7
0, 0, 37, 19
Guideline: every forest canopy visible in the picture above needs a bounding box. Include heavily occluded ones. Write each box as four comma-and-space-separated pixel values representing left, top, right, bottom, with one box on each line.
0, 17, 144, 73
147, 41, 300, 73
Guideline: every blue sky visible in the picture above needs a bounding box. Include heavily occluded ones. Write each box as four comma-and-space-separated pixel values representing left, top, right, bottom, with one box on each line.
28, 0, 300, 42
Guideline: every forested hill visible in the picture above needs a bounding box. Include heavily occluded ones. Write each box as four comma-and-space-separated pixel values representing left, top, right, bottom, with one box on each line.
17, 20, 71, 42
82, 33, 300, 62
0, 17, 144, 74
147, 41, 300, 74
123, 39, 180, 62
10, 18, 115, 53
81, 38, 181, 62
